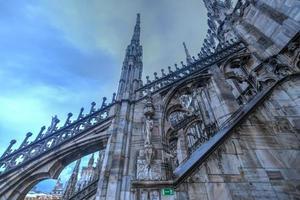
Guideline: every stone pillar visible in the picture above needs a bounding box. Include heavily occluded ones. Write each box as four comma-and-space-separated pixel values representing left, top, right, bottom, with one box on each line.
95, 101, 132, 200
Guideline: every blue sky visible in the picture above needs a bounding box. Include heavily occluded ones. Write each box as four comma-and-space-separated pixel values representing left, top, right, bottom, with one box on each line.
0, 0, 207, 193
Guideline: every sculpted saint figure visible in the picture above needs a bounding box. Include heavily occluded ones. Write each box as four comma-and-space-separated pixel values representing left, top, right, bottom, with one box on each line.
145, 115, 154, 145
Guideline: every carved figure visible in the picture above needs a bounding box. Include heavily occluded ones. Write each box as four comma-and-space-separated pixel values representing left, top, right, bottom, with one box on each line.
145, 145, 153, 167
145, 116, 154, 145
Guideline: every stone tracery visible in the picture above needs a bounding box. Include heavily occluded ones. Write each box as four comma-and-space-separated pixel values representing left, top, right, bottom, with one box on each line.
163, 77, 221, 167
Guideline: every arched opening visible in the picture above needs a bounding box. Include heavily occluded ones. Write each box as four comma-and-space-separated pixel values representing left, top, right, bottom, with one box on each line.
24, 150, 105, 200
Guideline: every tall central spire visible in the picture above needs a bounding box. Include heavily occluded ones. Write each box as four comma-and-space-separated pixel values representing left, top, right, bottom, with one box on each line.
117, 14, 143, 100
131, 13, 140, 45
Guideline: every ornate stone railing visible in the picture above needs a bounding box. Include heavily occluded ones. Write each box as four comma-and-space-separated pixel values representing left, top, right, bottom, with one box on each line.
136, 39, 246, 98
0, 95, 116, 177
68, 179, 99, 200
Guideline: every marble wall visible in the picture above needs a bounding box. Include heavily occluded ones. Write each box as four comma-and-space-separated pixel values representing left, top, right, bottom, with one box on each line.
183, 77, 300, 200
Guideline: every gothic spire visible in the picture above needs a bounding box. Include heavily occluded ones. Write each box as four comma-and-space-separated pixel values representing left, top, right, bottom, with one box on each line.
131, 13, 140, 45
63, 159, 81, 199
183, 42, 193, 65
117, 13, 143, 100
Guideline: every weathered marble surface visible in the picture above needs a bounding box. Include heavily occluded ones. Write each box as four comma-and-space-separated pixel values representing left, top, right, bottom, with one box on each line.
184, 78, 300, 200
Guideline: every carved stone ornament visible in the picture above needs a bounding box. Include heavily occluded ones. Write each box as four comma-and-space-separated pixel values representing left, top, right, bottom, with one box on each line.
144, 144, 154, 167
144, 92, 155, 117
136, 159, 162, 181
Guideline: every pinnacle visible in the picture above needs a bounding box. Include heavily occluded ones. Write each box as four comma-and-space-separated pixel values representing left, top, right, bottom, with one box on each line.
183, 41, 193, 64
131, 13, 141, 45
136, 13, 140, 25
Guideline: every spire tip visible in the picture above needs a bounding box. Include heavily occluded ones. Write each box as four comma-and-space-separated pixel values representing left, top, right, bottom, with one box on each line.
182, 41, 193, 64
136, 13, 140, 24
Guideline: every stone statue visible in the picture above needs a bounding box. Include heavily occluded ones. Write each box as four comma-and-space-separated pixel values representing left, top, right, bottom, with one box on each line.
145, 115, 154, 145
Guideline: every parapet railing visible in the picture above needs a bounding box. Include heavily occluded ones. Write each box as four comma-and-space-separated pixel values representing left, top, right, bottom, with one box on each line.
136, 40, 246, 99
0, 96, 116, 177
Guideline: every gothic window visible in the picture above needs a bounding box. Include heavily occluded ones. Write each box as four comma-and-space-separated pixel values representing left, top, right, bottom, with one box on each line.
168, 111, 187, 128
185, 122, 209, 153
179, 94, 192, 110
165, 80, 219, 162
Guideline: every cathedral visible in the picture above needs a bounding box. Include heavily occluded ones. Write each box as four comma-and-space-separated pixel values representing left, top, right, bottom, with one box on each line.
63, 152, 104, 199
0, 0, 300, 199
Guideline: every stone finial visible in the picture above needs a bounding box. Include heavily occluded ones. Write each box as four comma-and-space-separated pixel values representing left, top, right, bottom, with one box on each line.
112, 93, 116, 103
101, 97, 107, 108
168, 66, 173, 73
174, 63, 179, 70
47, 115, 60, 134
154, 72, 158, 80
35, 126, 46, 141
207, 48, 212, 55
20, 132, 33, 148
64, 113, 73, 127
77, 108, 84, 120
204, 38, 209, 46
26, 132, 33, 137
161, 69, 166, 77
146, 76, 151, 84
1, 139, 17, 157
90, 102, 96, 114
181, 61, 185, 67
